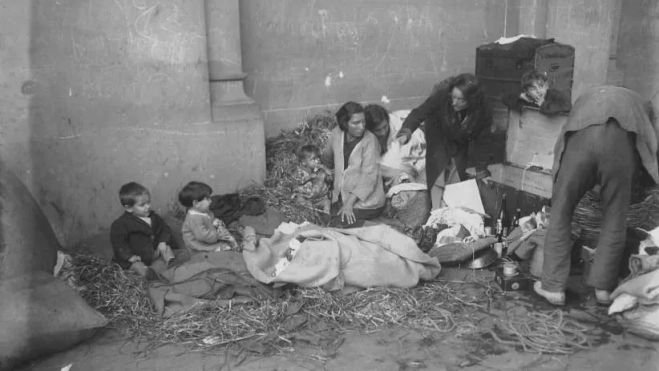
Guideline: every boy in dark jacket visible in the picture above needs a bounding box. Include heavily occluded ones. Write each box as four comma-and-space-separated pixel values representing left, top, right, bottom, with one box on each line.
110, 182, 176, 277
503, 70, 572, 115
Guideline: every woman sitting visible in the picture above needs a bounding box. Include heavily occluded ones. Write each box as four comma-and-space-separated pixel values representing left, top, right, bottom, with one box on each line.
321, 102, 386, 227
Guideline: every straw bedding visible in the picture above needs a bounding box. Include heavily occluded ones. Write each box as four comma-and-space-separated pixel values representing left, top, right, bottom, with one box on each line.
573, 189, 659, 247
71, 254, 492, 351
244, 113, 336, 225
69, 113, 599, 355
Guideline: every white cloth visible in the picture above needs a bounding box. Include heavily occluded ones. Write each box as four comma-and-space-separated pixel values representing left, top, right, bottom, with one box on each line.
384, 110, 427, 184
386, 182, 427, 198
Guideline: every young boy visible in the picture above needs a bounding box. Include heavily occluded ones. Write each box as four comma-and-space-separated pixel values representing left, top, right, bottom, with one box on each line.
178, 181, 240, 252
110, 182, 176, 278
503, 70, 572, 115
294, 144, 333, 214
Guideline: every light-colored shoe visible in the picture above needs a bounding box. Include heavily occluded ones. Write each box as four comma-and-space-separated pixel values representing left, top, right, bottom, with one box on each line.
595, 289, 613, 305
533, 281, 566, 306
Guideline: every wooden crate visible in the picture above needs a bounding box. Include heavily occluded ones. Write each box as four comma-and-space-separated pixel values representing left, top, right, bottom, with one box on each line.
506, 107, 568, 170
468, 107, 568, 200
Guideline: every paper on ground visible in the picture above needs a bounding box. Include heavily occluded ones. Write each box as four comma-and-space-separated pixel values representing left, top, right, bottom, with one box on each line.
443, 179, 485, 215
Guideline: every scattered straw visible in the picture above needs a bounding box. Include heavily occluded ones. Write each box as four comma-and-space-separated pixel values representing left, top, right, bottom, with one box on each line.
489, 310, 593, 354
240, 113, 335, 224
72, 254, 495, 351
72, 254, 157, 333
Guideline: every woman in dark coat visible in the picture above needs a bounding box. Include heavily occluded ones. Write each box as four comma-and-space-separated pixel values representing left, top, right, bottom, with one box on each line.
396, 73, 493, 209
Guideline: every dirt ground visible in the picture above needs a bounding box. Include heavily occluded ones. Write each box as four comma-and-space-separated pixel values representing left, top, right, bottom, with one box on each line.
17, 229, 659, 371
17, 316, 659, 371
19, 271, 659, 371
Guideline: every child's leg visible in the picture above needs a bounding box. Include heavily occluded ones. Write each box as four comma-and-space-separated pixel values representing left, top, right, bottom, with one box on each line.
157, 244, 175, 263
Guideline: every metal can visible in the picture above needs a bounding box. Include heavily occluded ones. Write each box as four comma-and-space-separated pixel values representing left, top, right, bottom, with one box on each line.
484, 227, 493, 236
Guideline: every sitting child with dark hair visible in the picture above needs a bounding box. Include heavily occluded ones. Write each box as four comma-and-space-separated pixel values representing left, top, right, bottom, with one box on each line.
179, 181, 240, 252
110, 182, 177, 278
503, 70, 572, 115
294, 144, 333, 214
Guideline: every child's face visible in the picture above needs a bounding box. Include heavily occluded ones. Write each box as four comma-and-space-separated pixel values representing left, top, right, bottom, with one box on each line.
302, 154, 320, 169
126, 194, 151, 218
192, 196, 212, 213
527, 81, 548, 103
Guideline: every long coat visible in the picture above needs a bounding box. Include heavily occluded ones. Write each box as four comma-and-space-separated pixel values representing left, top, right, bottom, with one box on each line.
400, 85, 492, 189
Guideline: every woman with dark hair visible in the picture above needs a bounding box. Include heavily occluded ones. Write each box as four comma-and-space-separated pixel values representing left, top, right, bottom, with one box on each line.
321, 101, 386, 227
364, 104, 427, 186
396, 73, 493, 210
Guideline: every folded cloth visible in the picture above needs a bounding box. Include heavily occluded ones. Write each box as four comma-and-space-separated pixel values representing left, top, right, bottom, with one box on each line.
386, 183, 427, 198
148, 251, 282, 318
507, 229, 547, 260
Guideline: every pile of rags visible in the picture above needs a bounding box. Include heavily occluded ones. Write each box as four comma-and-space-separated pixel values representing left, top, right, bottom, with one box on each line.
424, 207, 497, 263
608, 227, 659, 340
242, 223, 441, 295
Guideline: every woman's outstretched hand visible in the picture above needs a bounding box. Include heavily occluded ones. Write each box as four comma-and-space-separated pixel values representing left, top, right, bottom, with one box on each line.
338, 203, 356, 225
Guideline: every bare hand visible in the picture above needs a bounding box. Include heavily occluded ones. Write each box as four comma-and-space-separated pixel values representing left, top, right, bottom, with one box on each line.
212, 218, 221, 228
480, 176, 493, 187
338, 204, 356, 225
128, 255, 141, 263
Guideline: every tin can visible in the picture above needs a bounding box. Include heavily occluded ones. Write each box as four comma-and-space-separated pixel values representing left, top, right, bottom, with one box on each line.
484, 227, 493, 236
503, 262, 518, 276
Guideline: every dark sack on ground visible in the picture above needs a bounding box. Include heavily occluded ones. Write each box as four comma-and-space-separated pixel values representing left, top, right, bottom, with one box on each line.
0, 272, 108, 371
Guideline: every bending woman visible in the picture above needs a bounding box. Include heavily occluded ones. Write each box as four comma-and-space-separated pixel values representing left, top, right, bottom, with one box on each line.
321, 102, 386, 227
396, 73, 492, 210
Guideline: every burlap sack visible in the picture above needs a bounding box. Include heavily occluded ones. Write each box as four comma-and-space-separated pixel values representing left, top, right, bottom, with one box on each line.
0, 272, 108, 371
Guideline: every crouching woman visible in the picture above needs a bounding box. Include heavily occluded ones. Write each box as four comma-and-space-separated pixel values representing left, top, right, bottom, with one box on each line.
321, 101, 386, 227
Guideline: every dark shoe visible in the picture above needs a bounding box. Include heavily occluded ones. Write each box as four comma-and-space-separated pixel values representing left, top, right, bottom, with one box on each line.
145, 267, 159, 282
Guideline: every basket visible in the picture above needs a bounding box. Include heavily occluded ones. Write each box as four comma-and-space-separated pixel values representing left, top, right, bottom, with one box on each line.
428, 236, 497, 263
383, 190, 431, 231
572, 190, 659, 248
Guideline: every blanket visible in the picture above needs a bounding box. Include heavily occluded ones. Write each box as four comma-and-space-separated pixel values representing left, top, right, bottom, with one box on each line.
609, 255, 659, 340
147, 251, 281, 318
242, 224, 441, 293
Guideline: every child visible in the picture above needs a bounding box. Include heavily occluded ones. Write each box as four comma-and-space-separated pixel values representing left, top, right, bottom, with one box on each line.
503, 70, 572, 115
178, 181, 240, 252
110, 182, 176, 278
294, 144, 333, 214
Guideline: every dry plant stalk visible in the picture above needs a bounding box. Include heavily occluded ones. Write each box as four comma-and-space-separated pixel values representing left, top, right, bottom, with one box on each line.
489, 310, 593, 354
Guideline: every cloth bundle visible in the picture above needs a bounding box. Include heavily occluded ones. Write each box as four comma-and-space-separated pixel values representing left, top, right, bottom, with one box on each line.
609, 254, 659, 340
242, 224, 441, 294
